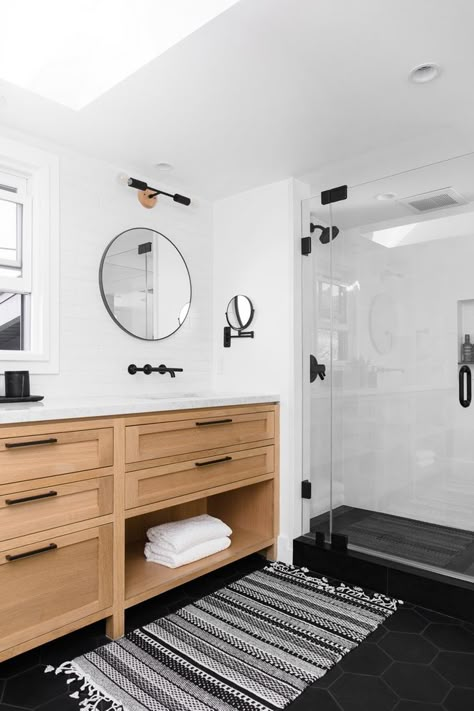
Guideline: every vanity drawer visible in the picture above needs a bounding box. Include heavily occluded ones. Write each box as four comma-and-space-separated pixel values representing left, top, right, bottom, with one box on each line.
0, 524, 113, 654
0, 427, 113, 485
125, 445, 274, 509
0, 477, 113, 541
125, 410, 275, 463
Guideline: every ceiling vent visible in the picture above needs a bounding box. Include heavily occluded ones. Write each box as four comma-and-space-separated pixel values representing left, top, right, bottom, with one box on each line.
397, 187, 468, 214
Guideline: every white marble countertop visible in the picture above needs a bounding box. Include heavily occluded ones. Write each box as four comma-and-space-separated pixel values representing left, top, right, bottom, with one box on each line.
0, 393, 280, 425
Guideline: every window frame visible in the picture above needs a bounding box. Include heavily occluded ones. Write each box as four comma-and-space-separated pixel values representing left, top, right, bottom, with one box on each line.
0, 136, 59, 373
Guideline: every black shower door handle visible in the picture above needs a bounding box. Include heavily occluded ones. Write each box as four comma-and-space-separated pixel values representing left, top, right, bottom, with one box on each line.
459, 365, 471, 408
310, 355, 326, 383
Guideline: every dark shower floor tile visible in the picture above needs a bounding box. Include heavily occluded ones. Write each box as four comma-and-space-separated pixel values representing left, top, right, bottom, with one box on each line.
0, 553, 473, 711
311, 506, 474, 575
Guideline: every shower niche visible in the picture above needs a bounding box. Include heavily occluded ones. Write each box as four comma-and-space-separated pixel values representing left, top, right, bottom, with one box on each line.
457, 299, 474, 364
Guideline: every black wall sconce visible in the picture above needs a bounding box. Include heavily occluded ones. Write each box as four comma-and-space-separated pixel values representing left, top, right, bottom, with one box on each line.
125, 176, 191, 209
223, 295, 255, 347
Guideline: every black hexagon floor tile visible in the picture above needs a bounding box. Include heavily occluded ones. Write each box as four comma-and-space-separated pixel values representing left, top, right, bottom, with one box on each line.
330, 673, 397, 711
443, 687, 474, 711
2, 666, 67, 710
0, 649, 40, 679
383, 663, 449, 703
433, 651, 474, 687
340, 642, 392, 675
313, 664, 343, 689
423, 623, 474, 653
416, 608, 463, 624
0, 705, 29, 710
384, 609, 428, 634
393, 702, 442, 710
380, 631, 438, 663
287, 687, 341, 710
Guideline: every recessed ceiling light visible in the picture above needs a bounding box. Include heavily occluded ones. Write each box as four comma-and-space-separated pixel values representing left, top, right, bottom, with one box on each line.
0, 0, 240, 110
375, 192, 397, 201
409, 63, 441, 84
155, 162, 174, 172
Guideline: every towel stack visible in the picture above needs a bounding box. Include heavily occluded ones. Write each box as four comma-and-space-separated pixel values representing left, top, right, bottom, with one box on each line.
144, 514, 232, 569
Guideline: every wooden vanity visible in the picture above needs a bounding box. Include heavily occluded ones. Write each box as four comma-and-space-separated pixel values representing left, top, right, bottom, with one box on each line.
0, 400, 279, 662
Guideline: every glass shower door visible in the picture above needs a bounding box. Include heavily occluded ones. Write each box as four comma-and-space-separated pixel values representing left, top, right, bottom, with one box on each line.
303, 154, 474, 583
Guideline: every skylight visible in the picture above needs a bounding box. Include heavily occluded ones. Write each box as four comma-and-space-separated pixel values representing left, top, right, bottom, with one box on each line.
0, 0, 239, 110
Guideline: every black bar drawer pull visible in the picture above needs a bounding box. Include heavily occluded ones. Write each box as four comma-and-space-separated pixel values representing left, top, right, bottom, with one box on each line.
5, 491, 58, 506
195, 456, 233, 467
195, 419, 233, 427
5, 437, 58, 449
6, 542, 58, 562
459, 365, 472, 408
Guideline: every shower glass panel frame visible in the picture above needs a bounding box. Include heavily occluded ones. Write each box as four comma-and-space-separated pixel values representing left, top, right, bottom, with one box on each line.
302, 153, 474, 584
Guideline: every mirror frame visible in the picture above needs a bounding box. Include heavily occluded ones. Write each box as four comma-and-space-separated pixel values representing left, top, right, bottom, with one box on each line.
225, 294, 255, 331
98, 227, 192, 341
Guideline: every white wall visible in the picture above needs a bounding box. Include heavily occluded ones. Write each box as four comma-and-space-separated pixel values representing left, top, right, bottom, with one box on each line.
212, 177, 309, 562
0, 128, 213, 397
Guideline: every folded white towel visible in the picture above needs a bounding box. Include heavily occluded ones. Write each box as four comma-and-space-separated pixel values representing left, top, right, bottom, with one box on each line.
147, 514, 232, 553
144, 536, 231, 568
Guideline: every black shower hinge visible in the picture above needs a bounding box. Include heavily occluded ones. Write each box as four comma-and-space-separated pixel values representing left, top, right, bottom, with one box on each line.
321, 185, 347, 205
138, 241, 152, 254
301, 479, 312, 499
301, 236, 312, 256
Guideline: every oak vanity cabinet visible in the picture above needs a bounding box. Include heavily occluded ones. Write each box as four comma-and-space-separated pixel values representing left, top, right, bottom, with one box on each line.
0, 403, 279, 662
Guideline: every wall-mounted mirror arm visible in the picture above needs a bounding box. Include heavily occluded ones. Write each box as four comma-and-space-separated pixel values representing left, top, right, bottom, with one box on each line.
223, 295, 255, 348
223, 326, 254, 348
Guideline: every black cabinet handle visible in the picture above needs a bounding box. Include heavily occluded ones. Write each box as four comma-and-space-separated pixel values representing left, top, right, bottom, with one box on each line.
5, 438, 58, 449
459, 365, 472, 408
195, 419, 233, 427
195, 456, 233, 467
5, 491, 57, 506
6, 543, 57, 562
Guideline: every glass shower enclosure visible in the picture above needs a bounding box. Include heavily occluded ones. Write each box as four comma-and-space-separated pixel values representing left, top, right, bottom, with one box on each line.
301, 154, 474, 583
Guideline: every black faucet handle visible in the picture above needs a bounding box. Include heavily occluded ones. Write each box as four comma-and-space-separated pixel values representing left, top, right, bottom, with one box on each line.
128, 364, 138, 375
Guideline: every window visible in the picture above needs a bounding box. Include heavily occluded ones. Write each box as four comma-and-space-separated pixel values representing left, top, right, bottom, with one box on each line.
0, 171, 31, 351
0, 137, 59, 372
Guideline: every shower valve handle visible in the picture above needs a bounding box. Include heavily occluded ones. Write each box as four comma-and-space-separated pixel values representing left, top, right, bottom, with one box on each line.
310, 355, 326, 383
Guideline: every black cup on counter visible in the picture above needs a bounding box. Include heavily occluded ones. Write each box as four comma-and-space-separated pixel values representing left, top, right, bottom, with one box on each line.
4, 370, 30, 398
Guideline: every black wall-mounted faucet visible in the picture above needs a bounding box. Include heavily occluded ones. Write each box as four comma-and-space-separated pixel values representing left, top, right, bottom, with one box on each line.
128, 364, 184, 378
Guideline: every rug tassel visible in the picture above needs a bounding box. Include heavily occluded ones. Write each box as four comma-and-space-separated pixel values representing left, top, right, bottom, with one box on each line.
50, 661, 124, 711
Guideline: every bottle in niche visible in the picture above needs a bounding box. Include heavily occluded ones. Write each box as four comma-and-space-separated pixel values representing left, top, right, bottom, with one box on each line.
462, 334, 473, 363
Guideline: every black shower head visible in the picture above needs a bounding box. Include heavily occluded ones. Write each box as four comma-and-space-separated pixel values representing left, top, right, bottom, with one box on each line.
310, 223, 340, 244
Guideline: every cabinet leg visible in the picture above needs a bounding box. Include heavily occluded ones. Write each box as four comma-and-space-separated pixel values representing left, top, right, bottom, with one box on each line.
264, 543, 277, 561
106, 611, 124, 640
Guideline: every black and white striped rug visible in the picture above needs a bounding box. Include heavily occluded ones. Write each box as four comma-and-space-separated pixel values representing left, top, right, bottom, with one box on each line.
52, 562, 401, 711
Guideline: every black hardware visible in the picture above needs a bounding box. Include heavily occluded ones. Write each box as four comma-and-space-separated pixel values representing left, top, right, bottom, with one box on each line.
127, 177, 191, 206
223, 326, 254, 348
195, 456, 233, 467
195, 418, 233, 426
6, 491, 57, 506
459, 365, 472, 408
301, 479, 312, 499
321, 184, 348, 205
5, 437, 58, 449
310, 354, 326, 383
6, 542, 57, 562
331, 533, 349, 552
310, 223, 340, 244
138, 242, 152, 254
128, 364, 183, 378
301, 236, 312, 256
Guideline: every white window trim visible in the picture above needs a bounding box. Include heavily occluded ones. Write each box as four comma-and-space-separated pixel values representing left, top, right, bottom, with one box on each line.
0, 136, 59, 373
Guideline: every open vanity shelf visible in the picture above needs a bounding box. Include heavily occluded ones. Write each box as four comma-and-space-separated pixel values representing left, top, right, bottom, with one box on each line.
0, 401, 279, 662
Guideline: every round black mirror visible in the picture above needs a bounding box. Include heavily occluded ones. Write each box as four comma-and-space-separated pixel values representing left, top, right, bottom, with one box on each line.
99, 227, 191, 340
226, 295, 254, 331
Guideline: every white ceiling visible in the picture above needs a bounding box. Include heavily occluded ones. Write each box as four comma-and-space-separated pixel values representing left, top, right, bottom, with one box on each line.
1, 0, 474, 199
